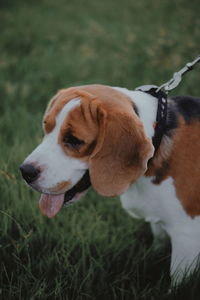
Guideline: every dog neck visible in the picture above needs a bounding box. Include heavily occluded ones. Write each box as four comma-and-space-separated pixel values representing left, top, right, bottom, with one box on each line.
113, 87, 158, 139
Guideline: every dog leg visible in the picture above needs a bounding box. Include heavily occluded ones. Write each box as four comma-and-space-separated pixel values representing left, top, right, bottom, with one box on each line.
170, 232, 200, 285
150, 222, 169, 251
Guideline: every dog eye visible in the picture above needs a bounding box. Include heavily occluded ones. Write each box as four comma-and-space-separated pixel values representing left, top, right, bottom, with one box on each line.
63, 133, 84, 150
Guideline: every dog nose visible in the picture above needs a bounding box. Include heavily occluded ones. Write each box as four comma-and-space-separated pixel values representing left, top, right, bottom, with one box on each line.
20, 164, 40, 183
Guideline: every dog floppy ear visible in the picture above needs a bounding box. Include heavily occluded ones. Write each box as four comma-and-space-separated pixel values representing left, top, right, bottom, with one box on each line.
89, 107, 154, 197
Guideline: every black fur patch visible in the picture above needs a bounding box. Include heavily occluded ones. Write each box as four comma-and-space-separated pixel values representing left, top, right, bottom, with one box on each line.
171, 95, 200, 123
164, 95, 200, 137
152, 161, 169, 184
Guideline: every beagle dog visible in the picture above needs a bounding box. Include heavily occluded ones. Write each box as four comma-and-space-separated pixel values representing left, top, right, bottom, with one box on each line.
20, 84, 200, 283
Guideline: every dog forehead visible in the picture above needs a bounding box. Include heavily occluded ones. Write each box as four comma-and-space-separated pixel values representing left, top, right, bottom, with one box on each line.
43, 88, 96, 133
43, 97, 80, 134
55, 98, 81, 129
41, 99, 81, 142
43, 85, 134, 133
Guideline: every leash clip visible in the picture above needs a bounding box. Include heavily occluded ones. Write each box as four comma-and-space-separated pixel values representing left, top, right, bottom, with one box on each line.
157, 55, 200, 93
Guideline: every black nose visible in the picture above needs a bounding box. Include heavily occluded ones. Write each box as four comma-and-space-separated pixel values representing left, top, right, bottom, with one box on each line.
20, 164, 40, 183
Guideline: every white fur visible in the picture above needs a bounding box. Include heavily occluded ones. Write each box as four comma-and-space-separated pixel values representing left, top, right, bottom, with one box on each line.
114, 87, 158, 138
117, 87, 200, 284
24, 98, 88, 193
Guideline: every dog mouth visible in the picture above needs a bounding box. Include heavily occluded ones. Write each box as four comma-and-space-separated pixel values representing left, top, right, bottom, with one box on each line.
39, 170, 91, 218
63, 170, 91, 204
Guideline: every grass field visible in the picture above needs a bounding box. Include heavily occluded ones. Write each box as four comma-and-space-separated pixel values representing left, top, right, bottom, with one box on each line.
0, 0, 200, 299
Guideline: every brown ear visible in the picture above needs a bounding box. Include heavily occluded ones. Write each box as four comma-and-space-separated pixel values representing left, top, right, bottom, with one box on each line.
89, 107, 154, 196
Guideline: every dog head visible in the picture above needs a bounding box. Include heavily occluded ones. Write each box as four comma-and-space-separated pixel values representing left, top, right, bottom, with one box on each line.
20, 85, 154, 218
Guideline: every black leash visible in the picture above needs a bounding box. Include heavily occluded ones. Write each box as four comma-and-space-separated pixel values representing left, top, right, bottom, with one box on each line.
135, 55, 200, 153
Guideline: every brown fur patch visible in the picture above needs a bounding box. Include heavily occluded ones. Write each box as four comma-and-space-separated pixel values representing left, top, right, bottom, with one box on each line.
89, 108, 154, 196
145, 135, 173, 183
169, 118, 200, 216
146, 117, 200, 217
48, 180, 71, 193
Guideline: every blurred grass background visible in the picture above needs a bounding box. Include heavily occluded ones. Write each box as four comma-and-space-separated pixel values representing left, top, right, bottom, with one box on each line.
0, 0, 200, 299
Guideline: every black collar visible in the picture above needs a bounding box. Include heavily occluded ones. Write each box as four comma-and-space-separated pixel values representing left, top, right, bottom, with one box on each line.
136, 86, 168, 153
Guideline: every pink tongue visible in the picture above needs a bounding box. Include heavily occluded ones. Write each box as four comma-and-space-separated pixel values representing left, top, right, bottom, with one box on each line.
39, 193, 65, 218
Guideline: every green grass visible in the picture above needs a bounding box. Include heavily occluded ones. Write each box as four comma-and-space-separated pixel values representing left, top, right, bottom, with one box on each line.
0, 0, 200, 299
